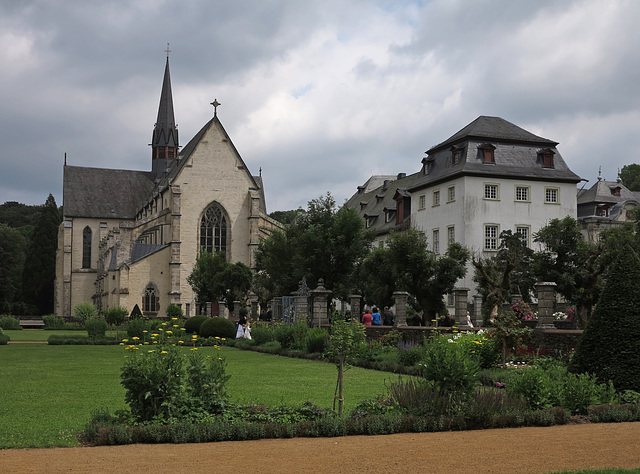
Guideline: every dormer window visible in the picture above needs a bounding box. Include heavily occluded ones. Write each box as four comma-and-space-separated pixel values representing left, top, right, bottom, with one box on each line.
450, 146, 463, 165
611, 186, 621, 197
357, 185, 365, 194
384, 207, 396, 223
364, 214, 378, 228
539, 148, 555, 168
422, 157, 435, 175
478, 143, 496, 163
376, 194, 384, 203
359, 201, 368, 211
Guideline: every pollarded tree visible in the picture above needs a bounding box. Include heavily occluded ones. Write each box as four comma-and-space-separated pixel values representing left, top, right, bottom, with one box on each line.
569, 245, 640, 392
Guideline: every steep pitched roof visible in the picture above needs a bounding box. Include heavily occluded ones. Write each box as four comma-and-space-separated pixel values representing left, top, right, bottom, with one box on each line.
151, 58, 178, 149
63, 165, 155, 219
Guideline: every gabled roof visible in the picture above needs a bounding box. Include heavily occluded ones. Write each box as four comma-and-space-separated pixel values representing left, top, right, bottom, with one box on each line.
63, 165, 155, 219
428, 116, 557, 153
577, 179, 639, 205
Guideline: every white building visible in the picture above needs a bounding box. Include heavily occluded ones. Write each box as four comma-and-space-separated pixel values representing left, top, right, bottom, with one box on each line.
346, 116, 582, 304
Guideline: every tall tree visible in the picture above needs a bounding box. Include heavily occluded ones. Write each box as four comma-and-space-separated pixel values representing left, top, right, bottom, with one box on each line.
21, 194, 61, 315
473, 230, 535, 320
0, 224, 27, 313
359, 229, 469, 320
620, 163, 640, 191
254, 193, 374, 300
533, 217, 601, 323
187, 250, 253, 309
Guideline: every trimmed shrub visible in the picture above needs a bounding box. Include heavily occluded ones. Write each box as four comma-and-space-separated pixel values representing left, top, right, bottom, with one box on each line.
42, 314, 65, 329
126, 318, 148, 339
199, 317, 236, 339
166, 304, 184, 319
0, 329, 9, 345
129, 304, 143, 319
86, 317, 108, 340
0, 316, 22, 330
74, 302, 97, 323
589, 404, 640, 423
569, 246, 640, 392
184, 315, 208, 335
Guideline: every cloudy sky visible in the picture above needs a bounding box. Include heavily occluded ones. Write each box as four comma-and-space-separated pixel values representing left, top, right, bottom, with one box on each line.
1, 0, 639, 213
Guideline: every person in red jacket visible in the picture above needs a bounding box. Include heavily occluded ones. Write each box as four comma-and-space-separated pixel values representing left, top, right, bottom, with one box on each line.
361, 309, 373, 326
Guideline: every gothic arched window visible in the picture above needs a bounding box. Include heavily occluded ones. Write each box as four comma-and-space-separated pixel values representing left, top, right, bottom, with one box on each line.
143, 284, 159, 313
82, 226, 92, 268
200, 204, 228, 254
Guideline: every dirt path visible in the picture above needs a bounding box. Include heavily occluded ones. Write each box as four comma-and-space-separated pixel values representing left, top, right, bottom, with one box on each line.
1, 422, 639, 473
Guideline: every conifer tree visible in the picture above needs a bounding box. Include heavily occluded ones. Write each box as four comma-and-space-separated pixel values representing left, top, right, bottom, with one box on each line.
21, 194, 61, 315
569, 245, 640, 392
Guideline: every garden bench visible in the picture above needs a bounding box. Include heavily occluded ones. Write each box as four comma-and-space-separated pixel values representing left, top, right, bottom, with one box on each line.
19, 319, 45, 328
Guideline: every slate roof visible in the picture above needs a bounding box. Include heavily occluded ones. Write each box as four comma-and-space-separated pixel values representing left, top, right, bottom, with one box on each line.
577, 179, 640, 219
409, 116, 581, 192
63, 165, 155, 219
345, 172, 424, 236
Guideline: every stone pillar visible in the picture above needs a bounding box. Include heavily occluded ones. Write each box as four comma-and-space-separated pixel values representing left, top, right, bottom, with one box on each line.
349, 294, 361, 323
310, 279, 332, 327
453, 288, 469, 326
218, 300, 227, 319
535, 282, 556, 329
249, 292, 258, 320
233, 301, 241, 321
473, 294, 483, 327
206, 302, 212, 318
393, 291, 409, 327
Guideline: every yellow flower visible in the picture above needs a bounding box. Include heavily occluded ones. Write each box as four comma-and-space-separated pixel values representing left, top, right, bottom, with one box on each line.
215, 337, 220, 340
173, 324, 179, 328
166, 330, 173, 334
178, 340, 184, 344
148, 350, 155, 353
144, 342, 149, 345
218, 357, 223, 360
132, 336, 140, 340
190, 347, 198, 351
171, 317, 178, 321
180, 328, 186, 331
161, 350, 168, 354
119, 343, 124, 346
143, 330, 148, 333
153, 341, 158, 344
122, 339, 129, 342
221, 338, 226, 341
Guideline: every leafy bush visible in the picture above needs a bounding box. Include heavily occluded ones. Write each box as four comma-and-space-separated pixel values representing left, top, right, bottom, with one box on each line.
506, 367, 563, 411
250, 323, 274, 345
74, 302, 97, 323
274, 321, 308, 349
85, 318, 108, 340
588, 404, 640, 423
184, 315, 208, 335
569, 247, 640, 392
0, 328, 9, 345
397, 345, 423, 367
166, 304, 184, 319
126, 318, 149, 339
42, 314, 65, 329
0, 316, 22, 330
420, 336, 479, 396
103, 307, 127, 328
199, 317, 236, 339
304, 327, 328, 353
561, 372, 617, 415
386, 375, 453, 416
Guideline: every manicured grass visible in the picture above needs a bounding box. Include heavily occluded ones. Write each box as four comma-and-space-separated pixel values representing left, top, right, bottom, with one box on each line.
0, 344, 393, 448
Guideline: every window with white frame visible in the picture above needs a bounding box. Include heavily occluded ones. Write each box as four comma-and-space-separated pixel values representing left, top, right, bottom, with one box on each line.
545, 187, 559, 204
433, 190, 440, 206
484, 225, 499, 250
447, 185, 456, 202
419, 194, 426, 210
484, 183, 499, 200
515, 225, 530, 247
515, 186, 530, 202
447, 225, 455, 245
432, 229, 440, 254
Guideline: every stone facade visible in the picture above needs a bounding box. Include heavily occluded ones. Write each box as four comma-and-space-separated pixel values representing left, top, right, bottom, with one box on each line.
54, 59, 281, 318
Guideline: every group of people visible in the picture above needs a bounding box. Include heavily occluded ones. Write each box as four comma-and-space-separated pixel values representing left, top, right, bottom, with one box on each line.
235, 314, 252, 339
361, 306, 395, 326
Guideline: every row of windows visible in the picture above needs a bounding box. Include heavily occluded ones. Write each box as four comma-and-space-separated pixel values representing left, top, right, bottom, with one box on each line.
430, 225, 531, 253
418, 184, 561, 211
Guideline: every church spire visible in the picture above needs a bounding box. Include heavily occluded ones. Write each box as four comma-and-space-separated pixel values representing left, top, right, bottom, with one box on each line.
151, 45, 178, 178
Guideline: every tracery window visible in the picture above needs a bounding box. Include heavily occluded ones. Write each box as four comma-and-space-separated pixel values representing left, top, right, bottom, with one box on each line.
82, 226, 92, 268
200, 204, 228, 253
144, 284, 159, 313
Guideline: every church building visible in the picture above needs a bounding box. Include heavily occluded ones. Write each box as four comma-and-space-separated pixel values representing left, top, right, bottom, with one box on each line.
54, 57, 280, 319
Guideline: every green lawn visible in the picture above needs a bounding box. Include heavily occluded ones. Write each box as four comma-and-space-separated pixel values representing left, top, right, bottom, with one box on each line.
3, 329, 121, 342
0, 344, 393, 448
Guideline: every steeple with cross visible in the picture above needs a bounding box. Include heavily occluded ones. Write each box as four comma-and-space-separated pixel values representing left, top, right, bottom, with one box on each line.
211, 99, 221, 117
151, 47, 179, 178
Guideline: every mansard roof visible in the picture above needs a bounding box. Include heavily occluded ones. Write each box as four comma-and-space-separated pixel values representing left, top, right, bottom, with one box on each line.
409, 116, 581, 192
63, 165, 155, 219
428, 115, 558, 153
